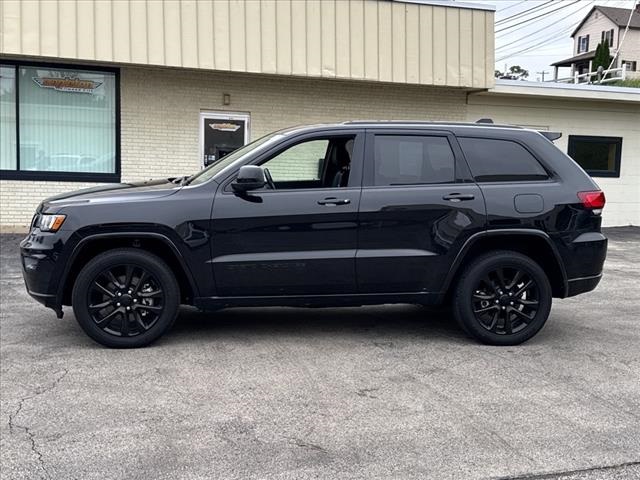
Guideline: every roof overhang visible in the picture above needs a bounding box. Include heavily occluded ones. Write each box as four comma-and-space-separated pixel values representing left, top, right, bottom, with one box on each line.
551, 51, 597, 68
392, 0, 495, 11
477, 79, 640, 104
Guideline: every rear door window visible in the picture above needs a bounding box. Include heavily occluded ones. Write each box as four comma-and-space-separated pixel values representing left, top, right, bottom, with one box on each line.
458, 137, 548, 182
374, 135, 455, 185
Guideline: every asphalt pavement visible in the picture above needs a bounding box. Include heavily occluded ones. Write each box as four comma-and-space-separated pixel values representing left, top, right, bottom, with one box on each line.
1, 228, 639, 480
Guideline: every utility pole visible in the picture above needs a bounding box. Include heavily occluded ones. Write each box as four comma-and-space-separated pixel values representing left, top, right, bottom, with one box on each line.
537, 70, 549, 82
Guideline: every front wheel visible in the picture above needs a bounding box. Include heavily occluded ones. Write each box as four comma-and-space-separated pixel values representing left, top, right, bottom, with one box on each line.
452, 250, 552, 346
72, 248, 180, 348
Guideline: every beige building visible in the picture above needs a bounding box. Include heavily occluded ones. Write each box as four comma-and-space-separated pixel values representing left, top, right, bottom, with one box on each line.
1, 0, 494, 230
0, 0, 638, 230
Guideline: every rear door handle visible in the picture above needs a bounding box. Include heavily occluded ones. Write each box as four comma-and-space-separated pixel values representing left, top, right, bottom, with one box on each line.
442, 193, 475, 202
318, 197, 351, 206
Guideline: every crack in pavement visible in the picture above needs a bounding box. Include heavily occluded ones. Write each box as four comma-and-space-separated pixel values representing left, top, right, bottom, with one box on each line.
287, 437, 329, 454
490, 460, 640, 480
7, 368, 69, 479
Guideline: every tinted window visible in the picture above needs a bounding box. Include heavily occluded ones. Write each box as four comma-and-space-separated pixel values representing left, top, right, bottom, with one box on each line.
568, 135, 621, 178
374, 135, 455, 186
458, 137, 548, 182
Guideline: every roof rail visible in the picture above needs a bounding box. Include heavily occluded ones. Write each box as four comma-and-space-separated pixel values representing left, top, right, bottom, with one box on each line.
475, 118, 494, 124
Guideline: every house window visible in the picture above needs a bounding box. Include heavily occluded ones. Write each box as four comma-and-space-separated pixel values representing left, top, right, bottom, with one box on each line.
577, 35, 590, 53
568, 135, 622, 178
601, 29, 614, 47
0, 62, 119, 182
622, 60, 637, 72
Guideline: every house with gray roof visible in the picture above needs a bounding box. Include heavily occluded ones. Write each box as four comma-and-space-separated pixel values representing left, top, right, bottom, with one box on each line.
551, 4, 640, 79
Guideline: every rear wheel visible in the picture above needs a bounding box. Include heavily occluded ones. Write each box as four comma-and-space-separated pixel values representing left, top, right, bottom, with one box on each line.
452, 250, 552, 346
72, 248, 180, 348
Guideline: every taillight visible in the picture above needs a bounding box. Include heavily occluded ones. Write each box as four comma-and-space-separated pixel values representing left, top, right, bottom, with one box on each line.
578, 191, 606, 209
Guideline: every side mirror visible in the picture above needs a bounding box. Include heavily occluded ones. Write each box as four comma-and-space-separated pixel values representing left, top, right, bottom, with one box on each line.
232, 165, 267, 193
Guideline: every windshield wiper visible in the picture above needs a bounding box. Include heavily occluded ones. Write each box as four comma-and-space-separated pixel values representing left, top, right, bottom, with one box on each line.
169, 175, 190, 185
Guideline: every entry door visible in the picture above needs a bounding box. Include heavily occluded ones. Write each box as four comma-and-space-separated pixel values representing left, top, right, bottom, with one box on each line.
357, 130, 486, 293
200, 112, 250, 167
210, 131, 364, 297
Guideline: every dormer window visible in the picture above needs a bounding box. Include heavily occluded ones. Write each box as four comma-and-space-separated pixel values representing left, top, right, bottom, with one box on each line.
577, 35, 590, 53
601, 29, 614, 47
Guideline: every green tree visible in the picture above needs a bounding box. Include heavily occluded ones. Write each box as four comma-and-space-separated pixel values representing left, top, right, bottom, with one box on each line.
592, 39, 611, 72
494, 65, 529, 80
508, 65, 529, 79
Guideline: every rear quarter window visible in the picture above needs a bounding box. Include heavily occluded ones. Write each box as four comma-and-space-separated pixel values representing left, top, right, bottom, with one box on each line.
458, 137, 549, 182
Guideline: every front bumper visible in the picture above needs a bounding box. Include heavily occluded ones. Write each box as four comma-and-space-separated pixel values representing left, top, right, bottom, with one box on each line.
20, 230, 67, 316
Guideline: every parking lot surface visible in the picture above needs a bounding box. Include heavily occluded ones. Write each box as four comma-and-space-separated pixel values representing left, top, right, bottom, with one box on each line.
1, 228, 639, 480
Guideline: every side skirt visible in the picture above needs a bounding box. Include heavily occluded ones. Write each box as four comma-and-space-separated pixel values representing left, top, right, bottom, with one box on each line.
194, 292, 442, 310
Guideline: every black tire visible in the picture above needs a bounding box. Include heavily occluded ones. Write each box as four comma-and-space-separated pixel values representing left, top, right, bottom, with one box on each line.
72, 248, 180, 348
452, 250, 552, 346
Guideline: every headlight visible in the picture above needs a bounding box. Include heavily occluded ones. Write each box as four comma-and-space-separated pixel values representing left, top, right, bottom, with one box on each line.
36, 214, 66, 232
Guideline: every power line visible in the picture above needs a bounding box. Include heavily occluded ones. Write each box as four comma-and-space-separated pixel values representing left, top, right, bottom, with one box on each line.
496, 29, 574, 62
495, 0, 582, 34
496, 0, 594, 42
496, 0, 529, 15
496, 23, 579, 62
496, 0, 555, 25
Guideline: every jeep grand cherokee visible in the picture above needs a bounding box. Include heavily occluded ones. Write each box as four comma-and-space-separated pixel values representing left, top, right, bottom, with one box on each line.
21, 122, 607, 348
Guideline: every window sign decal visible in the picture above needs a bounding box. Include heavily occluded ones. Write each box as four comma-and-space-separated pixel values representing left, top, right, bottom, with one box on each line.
209, 122, 242, 132
32, 76, 102, 94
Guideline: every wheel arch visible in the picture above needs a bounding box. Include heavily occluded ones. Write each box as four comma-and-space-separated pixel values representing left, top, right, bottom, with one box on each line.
58, 232, 198, 306
443, 229, 568, 300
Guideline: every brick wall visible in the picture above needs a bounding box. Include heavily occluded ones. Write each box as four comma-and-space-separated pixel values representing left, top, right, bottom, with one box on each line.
0, 66, 467, 231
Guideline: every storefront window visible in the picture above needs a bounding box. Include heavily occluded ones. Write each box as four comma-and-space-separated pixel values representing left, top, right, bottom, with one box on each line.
0, 63, 119, 181
568, 135, 622, 178
0, 65, 17, 170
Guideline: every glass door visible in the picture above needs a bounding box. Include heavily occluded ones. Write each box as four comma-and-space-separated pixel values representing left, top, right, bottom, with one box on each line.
200, 112, 250, 167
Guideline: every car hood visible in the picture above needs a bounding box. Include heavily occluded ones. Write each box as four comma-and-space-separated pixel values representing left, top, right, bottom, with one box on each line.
40, 178, 183, 211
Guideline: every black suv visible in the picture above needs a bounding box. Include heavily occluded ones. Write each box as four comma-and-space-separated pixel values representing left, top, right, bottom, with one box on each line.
21, 122, 607, 348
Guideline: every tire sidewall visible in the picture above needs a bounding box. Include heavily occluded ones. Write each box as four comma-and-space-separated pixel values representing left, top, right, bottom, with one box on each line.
72, 249, 179, 348
454, 253, 552, 346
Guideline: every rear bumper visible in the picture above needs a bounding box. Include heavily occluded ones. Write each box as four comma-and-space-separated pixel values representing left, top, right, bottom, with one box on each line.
566, 273, 602, 297
561, 232, 607, 297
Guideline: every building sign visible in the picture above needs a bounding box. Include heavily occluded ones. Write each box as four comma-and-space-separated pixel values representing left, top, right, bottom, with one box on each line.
32, 76, 102, 94
208, 122, 242, 132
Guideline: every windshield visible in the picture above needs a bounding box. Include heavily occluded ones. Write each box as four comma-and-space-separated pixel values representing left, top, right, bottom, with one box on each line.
187, 132, 280, 186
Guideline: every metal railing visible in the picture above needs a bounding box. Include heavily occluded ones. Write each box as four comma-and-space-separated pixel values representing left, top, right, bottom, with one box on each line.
552, 63, 629, 84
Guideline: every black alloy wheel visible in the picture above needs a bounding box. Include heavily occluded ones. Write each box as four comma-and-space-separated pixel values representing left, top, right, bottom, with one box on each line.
453, 250, 552, 346
72, 248, 180, 348
88, 264, 164, 337
471, 267, 540, 335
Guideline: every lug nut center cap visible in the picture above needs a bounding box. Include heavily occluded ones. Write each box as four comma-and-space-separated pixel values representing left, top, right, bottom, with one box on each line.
119, 294, 133, 307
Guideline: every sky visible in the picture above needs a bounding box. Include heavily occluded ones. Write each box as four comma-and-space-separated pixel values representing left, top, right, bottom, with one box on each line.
460, 0, 637, 81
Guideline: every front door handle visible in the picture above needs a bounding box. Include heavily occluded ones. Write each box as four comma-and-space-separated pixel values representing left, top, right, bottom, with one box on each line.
318, 197, 351, 206
442, 193, 475, 202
